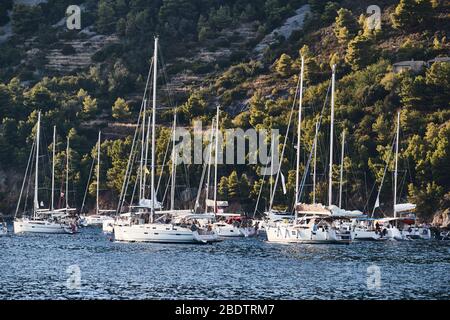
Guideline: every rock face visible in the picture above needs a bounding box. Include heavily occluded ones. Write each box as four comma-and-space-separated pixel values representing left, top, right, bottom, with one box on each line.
432, 209, 450, 228
254, 4, 310, 59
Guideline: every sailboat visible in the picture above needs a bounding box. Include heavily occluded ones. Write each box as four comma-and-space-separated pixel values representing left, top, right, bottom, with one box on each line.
332, 130, 383, 241
14, 112, 76, 234
266, 62, 357, 244
78, 131, 115, 229
159, 112, 220, 243
372, 112, 431, 240
206, 106, 256, 238
113, 37, 218, 244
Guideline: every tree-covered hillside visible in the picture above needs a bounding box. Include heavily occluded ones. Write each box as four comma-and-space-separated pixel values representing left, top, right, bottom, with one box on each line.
0, 0, 449, 223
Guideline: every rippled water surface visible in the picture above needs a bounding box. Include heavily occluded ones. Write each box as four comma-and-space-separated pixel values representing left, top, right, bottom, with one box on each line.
1, 224, 449, 299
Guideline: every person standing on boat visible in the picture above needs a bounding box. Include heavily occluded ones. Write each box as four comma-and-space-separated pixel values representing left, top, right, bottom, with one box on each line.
375, 221, 380, 234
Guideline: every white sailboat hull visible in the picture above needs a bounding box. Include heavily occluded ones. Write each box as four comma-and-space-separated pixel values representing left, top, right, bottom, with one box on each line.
266, 224, 354, 244
13, 219, 75, 234
403, 227, 432, 240
193, 230, 221, 243
212, 223, 253, 237
114, 223, 204, 243
354, 228, 383, 241
84, 215, 114, 226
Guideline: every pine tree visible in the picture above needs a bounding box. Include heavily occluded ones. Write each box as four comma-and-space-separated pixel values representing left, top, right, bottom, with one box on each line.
345, 34, 375, 70
227, 171, 239, 201
239, 173, 250, 201
82, 95, 98, 117
391, 0, 433, 30
275, 53, 293, 77
112, 97, 131, 120
334, 8, 359, 44
218, 176, 228, 199
97, 0, 116, 34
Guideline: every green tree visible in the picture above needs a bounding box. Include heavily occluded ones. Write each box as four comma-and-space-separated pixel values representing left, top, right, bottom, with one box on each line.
345, 35, 375, 70
391, 0, 433, 30
112, 97, 131, 120
209, 5, 233, 30
11, 4, 43, 35
218, 176, 228, 199
275, 53, 293, 77
81, 95, 98, 117
106, 137, 132, 194
239, 173, 250, 201
97, 0, 116, 34
334, 8, 358, 44
227, 171, 239, 201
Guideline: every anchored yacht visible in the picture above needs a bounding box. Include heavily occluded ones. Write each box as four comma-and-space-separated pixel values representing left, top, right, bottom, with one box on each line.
13, 113, 77, 235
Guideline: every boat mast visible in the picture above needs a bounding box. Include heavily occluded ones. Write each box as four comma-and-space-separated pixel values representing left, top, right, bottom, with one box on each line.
213, 105, 220, 214
204, 121, 214, 214
393, 111, 400, 218
295, 56, 304, 214
33, 111, 41, 218
96, 131, 101, 215
140, 99, 147, 202
51, 125, 56, 212
338, 129, 345, 208
269, 137, 274, 211
312, 121, 318, 204
150, 36, 158, 222
170, 113, 177, 211
328, 64, 336, 207
143, 113, 151, 200
66, 136, 70, 210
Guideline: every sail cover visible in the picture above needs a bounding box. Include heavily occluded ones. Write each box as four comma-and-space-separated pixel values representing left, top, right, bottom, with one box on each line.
394, 203, 416, 212
138, 198, 163, 209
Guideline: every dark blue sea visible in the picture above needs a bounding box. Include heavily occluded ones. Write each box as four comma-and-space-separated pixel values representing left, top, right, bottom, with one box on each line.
1, 224, 449, 299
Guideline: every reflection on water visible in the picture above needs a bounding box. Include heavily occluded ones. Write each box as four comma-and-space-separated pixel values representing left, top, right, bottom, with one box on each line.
1, 225, 449, 299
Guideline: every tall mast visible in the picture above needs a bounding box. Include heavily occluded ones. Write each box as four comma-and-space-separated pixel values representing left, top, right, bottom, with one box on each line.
150, 37, 158, 222
312, 121, 318, 204
143, 113, 151, 200
170, 113, 177, 211
140, 99, 147, 202
66, 136, 70, 210
338, 129, 345, 208
33, 111, 41, 218
213, 105, 220, 214
295, 56, 304, 210
51, 125, 56, 212
205, 121, 214, 213
96, 131, 101, 215
393, 111, 400, 218
328, 64, 336, 207
269, 137, 274, 209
